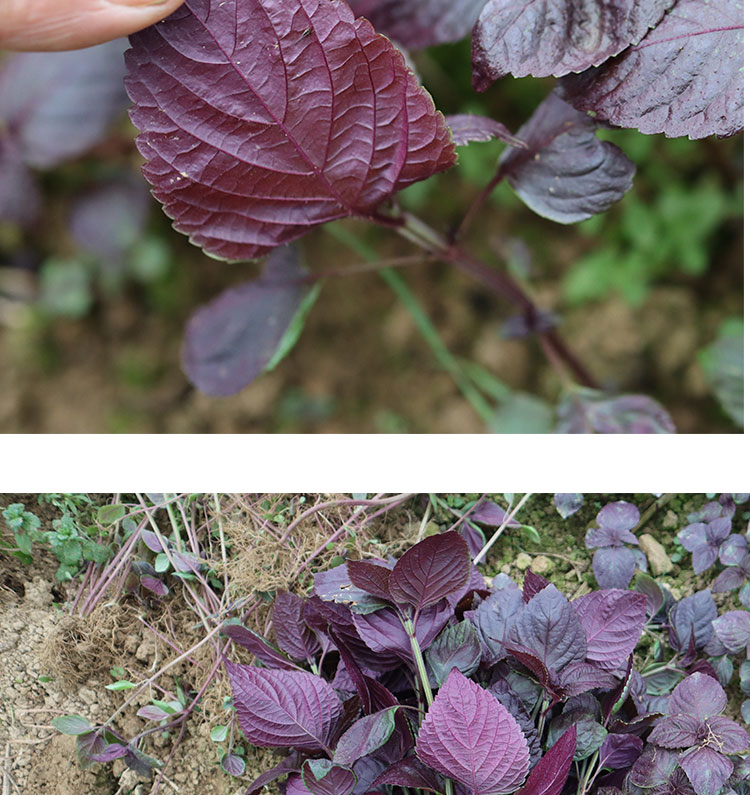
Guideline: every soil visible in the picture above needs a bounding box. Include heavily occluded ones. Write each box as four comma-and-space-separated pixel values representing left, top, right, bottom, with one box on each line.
0, 494, 746, 794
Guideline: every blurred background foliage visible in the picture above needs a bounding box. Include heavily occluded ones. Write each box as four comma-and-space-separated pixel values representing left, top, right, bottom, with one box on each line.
0, 37, 743, 433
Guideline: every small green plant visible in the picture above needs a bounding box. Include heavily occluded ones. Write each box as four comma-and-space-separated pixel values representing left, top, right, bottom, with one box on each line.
1, 499, 112, 580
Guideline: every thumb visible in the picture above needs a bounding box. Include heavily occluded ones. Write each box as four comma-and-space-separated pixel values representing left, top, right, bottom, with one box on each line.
0, 0, 185, 51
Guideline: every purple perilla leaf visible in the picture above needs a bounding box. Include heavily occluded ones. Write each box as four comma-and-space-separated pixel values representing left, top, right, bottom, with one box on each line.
389, 531, 471, 611
505, 644, 561, 701
348, 0, 487, 50
522, 569, 551, 603
553, 494, 584, 520
499, 93, 635, 225
574, 589, 647, 670
225, 662, 342, 751
315, 562, 390, 615
515, 725, 576, 795
557, 390, 676, 434
140, 576, 169, 597
472, 0, 675, 86
0, 41, 128, 169
416, 669, 530, 794
667, 672, 726, 721
713, 555, 750, 594
182, 244, 318, 397
333, 707, 399, 766
221, 621, 301, 671
599, 733, 643, 770
372, 756, 444, 792
246, 754, 303, 795
220, 752, 245, 777
125, 0, 456, 262
649, 714, 703, 748
445, 114, 525, 147
467, 501, 520, 528
677, 517, 732, 574
508, 584, 586, 672
668, 590, 717, 653
560, 0, 744, 140
629, 745, 680, 788
459, 523, 486, 559
425, 620, 482, 686
678, 745, 733, 795
272, 591, 320, 662
487, 678, 542, 767
719, 534, 749, 566
89, 743, 129, 763
597, 501, 641, 535
467, 583, 524, 664
300, 759, 356, 795
558, 662, 618, 697
346, 560, 393, 603
592, 547, 638, 590
712, 610, 750, 656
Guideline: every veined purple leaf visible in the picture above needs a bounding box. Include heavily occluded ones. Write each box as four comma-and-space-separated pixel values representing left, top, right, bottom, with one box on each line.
597, 501, 641, 535
445, 114, 524, 147
515, 725, 576, 795
713, 559, 750, 593
221, 621, 301, 671
629, 745, 680, 787
719, 534, 748, 566
668, 590, 717, 653
499, 94, 635, 225
140, 575, 169, 596
425, 620, 482, 686
459, 523, 486, 559
510, 584, 586, 671
389, 531, 470, 611
522, 570, 551, 603
505, 644, 560, 699
348, 0, 486, 50
125, 0, 456, 262
553, 494, 584, 520
315, 563, 390, 615
136, 705, 170, 722
468, 500, 520, 528
220, 752, 246, 777
226, 662, 342, 751
89, 743, 129, 763
472, 0, 674, 87
487, 678, 542, 767
182, 245, 319, 396
574, 590, 646, 669
557, 390, 676, 434
592, 547, 637, 590
704, 716, 750, 753
599, 733, 642, 769
347, 560, 393, 602
372, 756, 444, 792
0, 41, 128, 169
558, 662, 617, 696
560, 0, 744, 139
416, 669, 530, 794
648, 713, 702, 747
246, 753, 301, 795
667, 672, 726, 721
301, 759, 356, 795
712, 611, 750, 656
678, 745, 732, 795
633, 571, 666, 619
333, 707, 399, 766
468, 584, 524, 663
272, 591, 319, 662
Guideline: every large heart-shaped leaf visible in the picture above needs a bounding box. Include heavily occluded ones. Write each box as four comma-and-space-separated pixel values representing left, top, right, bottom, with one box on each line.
573, 590, 647, 669
499, 93, 635, 224
389, 531, 471, 611
473, 0, 674, 87
349, 0, 487, 50
182, 244, 319, 395
560, 0, 744, 139
225, 662, 342, 751
416, 669, 530, 794
125, 0, 456, 262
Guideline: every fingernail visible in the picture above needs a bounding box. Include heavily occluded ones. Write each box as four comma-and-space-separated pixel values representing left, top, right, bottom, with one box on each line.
107, 0, 172, 7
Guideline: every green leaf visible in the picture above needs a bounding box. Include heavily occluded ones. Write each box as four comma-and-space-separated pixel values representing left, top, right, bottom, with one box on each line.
58, 538, 83, 565
81, 539, 112, 564
154, 553, 170, 573
110, 667, 127, 679
105, 680, 137, 691
210, 725, 229, 743
520, 525, 541, 544
264, 283, 322, 373
51, 714, 93, 735
699, 317, 743, 428
489, 392, 555, 434
97, 504, 127, 525
14, 532, 33, 557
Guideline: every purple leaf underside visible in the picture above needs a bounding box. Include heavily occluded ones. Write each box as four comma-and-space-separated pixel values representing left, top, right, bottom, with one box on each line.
181, 244, 315, 396
348, 0, 487, 50
592, 546, 636, 589
472, 0, 674, 87
226, 662, 341, 751
125, 0, 456, 262
416, 669, 530, 794
560, 0, 744, 139
500, 94, 635, 225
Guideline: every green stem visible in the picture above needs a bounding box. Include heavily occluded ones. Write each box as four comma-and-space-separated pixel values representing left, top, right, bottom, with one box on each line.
403, 616, 454, 795
327, 224, 495, 425
577, 751, 600, 795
